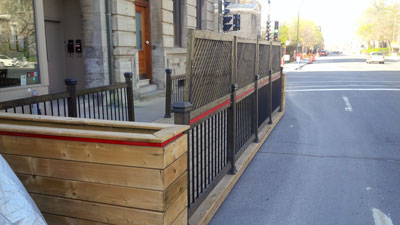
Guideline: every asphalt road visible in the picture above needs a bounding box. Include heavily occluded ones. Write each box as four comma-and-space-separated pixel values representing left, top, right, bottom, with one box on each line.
209, 55, 400, 225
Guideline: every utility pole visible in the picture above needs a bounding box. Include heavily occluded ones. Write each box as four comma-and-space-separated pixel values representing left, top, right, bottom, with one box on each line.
296, 0, 305, 71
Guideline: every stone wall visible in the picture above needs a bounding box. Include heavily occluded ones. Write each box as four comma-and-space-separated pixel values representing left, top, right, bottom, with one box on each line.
80, 0, 110, 88
112, 0, 140, 91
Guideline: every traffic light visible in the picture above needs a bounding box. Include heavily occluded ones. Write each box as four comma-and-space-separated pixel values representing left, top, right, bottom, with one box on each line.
223, 1, 231, 14
233, 14, 240, 31
223, 16, 233, 32
273, 21, 279, 41
222, 1, 232, 32
266, 20, 271, 41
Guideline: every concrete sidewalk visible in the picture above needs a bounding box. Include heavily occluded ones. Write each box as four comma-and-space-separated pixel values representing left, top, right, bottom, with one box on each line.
283, 59, 309, 73
133, 95, 167, 123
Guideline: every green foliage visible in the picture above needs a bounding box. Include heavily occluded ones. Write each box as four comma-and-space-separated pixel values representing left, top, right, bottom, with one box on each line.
285, 19, 323, 51
278, 23, 289, 46
361, 48, 390, 55
358, 0, 400, 43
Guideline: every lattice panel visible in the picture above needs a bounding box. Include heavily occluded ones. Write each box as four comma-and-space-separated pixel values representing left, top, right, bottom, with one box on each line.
237, 43, 256, 88
259, 44, 270, 78
190, 39, 232, 110
272, 45, 281, 74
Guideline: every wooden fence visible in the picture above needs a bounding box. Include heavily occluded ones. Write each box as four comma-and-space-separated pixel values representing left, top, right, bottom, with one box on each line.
171, 30, 284, 217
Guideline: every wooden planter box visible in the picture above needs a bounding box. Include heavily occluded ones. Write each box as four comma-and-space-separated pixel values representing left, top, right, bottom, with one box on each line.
0, 113, 189, 225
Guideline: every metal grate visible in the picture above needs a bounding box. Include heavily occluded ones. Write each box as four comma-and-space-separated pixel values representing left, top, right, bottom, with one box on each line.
258, 84, 270, 127
237, 43, 256, 88
76, 88, 128, 121
272, 77, 282, 113
188, 109, 229, 213
235, 93, 255, 155
190, 39, 232, 110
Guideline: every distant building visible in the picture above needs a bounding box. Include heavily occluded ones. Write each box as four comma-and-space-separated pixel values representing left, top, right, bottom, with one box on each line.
224, 0, 262, 38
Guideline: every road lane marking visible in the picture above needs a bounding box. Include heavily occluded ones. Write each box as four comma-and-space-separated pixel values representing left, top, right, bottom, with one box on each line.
286, 88, 400, 92
372, 208, 393, 225
287, 81, 400, 84
342, 96, 352, 112
287, 84, 390, 89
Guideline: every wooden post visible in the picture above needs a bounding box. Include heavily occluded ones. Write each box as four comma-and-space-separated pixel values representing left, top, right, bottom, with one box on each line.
64, 78, 77, 118
253, 75, 260, 143
165, 69, 172, 118
227, 83, 238, 175
124, 72, 135, 121
172, 102, 192, 125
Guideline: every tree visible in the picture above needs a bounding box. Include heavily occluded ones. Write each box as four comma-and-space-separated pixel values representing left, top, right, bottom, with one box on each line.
358, 0, 400, 50
282, 19, 323, 52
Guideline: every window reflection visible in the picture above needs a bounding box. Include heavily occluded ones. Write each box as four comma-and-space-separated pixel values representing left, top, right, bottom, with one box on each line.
0, 0, 39, 88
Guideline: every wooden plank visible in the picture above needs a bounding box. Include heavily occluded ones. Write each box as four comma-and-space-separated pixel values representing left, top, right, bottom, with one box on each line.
4, 154, 165, 190
0, 112, 172, 130
43, 213, 109, 225
170, 208, 188, 225
0, 135, 167, 169
163, 134, 187, 168
0, 119, 157, 134
163, 153, 187, 189
164, 172, 187, 211
164, 190, 188, 225
0, 124, 161, 143
18, 174, 165, 211
32, 194, 164, 225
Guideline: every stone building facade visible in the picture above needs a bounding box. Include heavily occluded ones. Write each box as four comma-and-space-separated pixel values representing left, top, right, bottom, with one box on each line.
0, 0, 262, 102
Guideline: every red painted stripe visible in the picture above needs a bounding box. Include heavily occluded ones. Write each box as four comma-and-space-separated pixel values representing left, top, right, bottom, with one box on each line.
0, 131, 183, 148
190, 99, 231, 125
189, 75, 282, 125
236, 87, 255, 101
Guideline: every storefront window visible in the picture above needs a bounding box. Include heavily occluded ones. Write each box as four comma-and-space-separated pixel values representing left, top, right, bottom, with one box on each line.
0, 0, 39, 88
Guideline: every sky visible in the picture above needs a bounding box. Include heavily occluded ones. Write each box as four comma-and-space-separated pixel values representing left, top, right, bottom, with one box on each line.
260, 0, 373, 49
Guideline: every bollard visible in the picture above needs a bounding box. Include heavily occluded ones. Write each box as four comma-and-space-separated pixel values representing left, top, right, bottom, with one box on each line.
65, 78, 78, 117
124, 72, 135, 121
165, 69, 172, 118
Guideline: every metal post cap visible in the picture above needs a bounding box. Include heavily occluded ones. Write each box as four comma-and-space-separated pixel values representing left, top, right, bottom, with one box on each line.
166, 68, 172, 74
231, 83, 238, 91
124, 72, 133, 78
172, 102, 192, 113
64, 78, 77, 85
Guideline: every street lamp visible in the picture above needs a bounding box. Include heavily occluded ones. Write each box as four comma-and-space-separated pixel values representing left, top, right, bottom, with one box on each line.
296, 0, 305, 59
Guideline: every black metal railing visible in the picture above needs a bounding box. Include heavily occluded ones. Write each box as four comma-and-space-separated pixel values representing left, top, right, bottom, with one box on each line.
0, 73, 135, 121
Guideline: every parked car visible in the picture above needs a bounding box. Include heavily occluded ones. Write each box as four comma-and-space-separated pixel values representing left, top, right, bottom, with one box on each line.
320, 50, 328, 56
0, 55, 18, 67
366, 52, 384, 64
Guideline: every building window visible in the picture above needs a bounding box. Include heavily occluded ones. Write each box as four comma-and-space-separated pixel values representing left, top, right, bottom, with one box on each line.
0, 0, 40, 89
196, 0, 202, 30
173, 0, 182, 47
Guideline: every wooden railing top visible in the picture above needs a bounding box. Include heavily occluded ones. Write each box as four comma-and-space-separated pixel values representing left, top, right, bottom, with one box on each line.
0, 113, 189, 144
